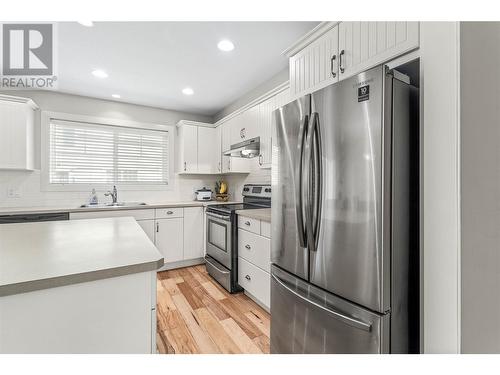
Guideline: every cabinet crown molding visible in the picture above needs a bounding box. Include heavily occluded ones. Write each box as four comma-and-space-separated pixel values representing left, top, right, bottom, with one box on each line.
0, 94, 39, 110
283, 21, 340, 57
176, 120, 215, 128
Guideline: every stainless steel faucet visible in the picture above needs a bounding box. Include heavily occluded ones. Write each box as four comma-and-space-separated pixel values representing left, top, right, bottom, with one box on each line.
104, 185, 118, 204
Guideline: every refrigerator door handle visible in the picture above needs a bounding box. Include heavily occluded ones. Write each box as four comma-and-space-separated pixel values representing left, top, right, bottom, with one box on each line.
271, 274, 372, 332
304, 112, 322, 251
295, 114, 308, 248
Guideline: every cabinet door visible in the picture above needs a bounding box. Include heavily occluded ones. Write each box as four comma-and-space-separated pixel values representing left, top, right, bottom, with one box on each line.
137, 220, 155, 243
289, 25, 339, 99
177, 125, 198, 173
214, 125, 222, 174
221, 121, 231, 173
258, 96, 275, 168
338, 22, 419, 80
155, 218, 184, 263
197, 126, 215, 173
183, 207, 204, 260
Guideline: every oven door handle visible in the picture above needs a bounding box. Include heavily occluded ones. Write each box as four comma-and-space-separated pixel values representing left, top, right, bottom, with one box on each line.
206, 212, 231, 221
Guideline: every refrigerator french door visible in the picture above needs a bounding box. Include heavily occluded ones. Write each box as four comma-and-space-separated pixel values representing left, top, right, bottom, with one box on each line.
271, 65, 419, 354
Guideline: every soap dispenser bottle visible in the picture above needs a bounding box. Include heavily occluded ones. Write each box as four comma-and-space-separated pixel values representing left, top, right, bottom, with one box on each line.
88, 188, 99, 205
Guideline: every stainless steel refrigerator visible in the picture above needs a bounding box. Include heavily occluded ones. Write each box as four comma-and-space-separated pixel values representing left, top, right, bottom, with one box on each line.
271, 65, 419, 354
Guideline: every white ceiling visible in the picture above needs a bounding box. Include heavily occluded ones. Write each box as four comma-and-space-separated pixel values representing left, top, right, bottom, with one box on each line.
56, 22, 318, 116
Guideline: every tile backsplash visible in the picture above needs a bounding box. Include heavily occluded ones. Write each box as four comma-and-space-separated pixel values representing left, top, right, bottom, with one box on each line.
0, 159, 270, 208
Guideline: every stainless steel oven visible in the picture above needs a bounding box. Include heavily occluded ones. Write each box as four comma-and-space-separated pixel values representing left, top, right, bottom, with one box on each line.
206, 211, 232, 269
205, 184, 271, 293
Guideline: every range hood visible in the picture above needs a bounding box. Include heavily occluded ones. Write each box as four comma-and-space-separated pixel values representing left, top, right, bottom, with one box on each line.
223, 137, 260, 158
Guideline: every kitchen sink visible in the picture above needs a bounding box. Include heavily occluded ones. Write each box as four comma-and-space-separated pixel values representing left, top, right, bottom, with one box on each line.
79, 202, 148, 208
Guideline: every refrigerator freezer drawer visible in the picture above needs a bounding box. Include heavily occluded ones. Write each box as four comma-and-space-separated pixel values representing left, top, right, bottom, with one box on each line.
270, 265, 389, 354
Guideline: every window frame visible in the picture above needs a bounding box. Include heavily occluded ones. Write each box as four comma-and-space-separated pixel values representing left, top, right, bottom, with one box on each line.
41, 111, 175, 192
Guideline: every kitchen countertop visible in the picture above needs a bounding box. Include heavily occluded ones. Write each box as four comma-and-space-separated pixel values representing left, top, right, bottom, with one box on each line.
236, 208, 271, 222
0, 217, 164, 297
0, 200, 241, 216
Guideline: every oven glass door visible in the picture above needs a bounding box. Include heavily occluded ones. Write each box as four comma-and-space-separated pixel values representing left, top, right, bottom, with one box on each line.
206, 213, 232, 269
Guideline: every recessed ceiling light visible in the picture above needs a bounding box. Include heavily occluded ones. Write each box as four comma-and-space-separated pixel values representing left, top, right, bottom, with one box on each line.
182, 87, 194, 96
111, 94, 121, 99
217, 39, 235, 52
92, 69, 108, 78
78, 21, 94, 27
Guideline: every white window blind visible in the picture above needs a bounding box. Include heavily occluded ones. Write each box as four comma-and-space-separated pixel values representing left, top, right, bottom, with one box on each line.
49, 119, 169, 185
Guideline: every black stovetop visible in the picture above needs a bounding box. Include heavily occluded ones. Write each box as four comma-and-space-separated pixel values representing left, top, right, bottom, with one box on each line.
206, 202, 269, 215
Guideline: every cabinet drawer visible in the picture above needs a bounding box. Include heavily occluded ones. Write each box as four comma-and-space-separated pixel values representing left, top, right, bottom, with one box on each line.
155, 207, 184, 219
238, 257, 270, 309
70, 209, 154, 221
260, 221, 271, 238
238, 229, 270, 273
238, 216, 260, 234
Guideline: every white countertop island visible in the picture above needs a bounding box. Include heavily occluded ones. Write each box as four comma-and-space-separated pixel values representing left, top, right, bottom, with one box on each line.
0, 217, 163, 354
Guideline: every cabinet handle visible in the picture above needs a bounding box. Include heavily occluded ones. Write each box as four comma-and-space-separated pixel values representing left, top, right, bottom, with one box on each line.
240, 128, 246, 139
245, 275, 251, 281
330, 54, 337, 77
218, 161, 221, 172
228, 158, 231, 171
245, 221, 251, 226
258, 154, 263, 166
339, 49, 345, 74
245, 244, 251, 250
166, 210, 174, 215
156, 222, 159, 233
184, 161, 187, 171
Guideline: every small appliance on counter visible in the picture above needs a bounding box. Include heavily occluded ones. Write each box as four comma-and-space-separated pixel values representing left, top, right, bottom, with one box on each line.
195, 187, 212, 201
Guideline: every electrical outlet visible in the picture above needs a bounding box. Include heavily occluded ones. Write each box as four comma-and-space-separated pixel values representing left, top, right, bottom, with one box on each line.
7, 187, 21, 198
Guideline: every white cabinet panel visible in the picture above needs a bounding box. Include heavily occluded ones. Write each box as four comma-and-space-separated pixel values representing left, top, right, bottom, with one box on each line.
156, 218, 184, 263
183, 207, 204, 260
238, 216, 261, 235
214, 125, 222, 174
238, 257, 270, 309
197, 126, 215, 173
258, 95, 275, 168
0, 98, 36, 170
177, 125, 198, 173
289, 25, 339, 98
238, 229, 270, 273
338, 22, 419, 80
137, 220, 155, 243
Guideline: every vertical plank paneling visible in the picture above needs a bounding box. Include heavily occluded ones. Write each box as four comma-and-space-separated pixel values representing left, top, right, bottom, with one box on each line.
386, 22, 396, 49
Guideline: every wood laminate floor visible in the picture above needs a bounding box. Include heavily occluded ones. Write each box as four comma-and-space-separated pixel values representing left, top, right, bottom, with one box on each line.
156, 265, 270, 354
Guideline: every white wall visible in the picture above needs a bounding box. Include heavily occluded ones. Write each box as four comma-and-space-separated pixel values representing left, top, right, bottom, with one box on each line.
460, 22, 500, 353
420, 22, 461, 353
0, 90, 218, 208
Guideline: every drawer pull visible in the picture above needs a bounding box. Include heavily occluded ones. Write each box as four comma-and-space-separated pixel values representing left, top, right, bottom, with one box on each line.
245, 275, 251, 281
245, 244, 251, 250
245, 221, 251, 226
166, 210, 174, 215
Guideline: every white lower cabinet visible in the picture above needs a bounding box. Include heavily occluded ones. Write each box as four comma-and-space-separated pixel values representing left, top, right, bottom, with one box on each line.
71, 206, 205, 271
156, 217, 184, 263
237, 215, 271, 310
238, 257, 270, 309
183, 207, 204, 260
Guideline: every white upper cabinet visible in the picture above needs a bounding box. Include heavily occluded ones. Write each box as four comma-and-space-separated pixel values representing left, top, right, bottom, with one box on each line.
197, 126, 216, 173
176, 123, 198, 173
220, 117, 250, 174
176, 120, 219, 174
338, 22, 419, 80
288, 24, 339, 98
214, 125, 222, 174
0, 95, 38, 171
257, 95, 276, 168
286, 22, 419, 99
